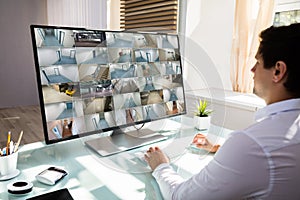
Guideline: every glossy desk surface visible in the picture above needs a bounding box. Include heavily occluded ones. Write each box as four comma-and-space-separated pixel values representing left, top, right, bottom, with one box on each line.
0, 117, 232, 200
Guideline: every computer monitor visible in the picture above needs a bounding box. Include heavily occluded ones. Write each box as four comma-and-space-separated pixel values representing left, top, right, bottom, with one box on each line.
30, 25, 186, 156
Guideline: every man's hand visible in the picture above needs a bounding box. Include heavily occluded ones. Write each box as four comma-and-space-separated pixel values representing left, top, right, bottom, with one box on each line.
144, 147, 170, 170
192, 133, 220, 153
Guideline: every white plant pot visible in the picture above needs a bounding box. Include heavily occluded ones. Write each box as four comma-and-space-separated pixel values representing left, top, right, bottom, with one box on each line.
193, 116, 211, 130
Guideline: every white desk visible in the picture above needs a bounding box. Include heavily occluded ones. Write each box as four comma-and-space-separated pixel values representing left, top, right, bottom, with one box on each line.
0, 116, 232, 200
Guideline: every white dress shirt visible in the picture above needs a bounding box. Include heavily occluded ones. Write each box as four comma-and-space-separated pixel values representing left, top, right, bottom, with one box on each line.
153, 98, 300, 200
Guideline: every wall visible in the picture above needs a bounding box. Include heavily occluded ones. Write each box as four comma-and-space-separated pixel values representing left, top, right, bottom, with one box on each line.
180, 0, 265, 131
0, 0, 108, 108
2, 0, 295, 109
180, 0, 300, 93
0, 0, 234, 108
185, 88, 265, 130
0, 0, 47, 108
180, 0, 236, 93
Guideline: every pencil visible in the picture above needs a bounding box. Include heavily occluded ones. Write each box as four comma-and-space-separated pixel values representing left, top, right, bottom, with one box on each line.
6, 131, 11, 155
14, 130, 23, 153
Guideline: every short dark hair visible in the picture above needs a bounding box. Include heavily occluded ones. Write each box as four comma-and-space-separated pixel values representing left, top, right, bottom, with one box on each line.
258, 23, 300, 97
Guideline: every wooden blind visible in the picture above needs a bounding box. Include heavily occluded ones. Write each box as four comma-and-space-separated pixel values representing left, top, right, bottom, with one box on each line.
120, 0, 178, 32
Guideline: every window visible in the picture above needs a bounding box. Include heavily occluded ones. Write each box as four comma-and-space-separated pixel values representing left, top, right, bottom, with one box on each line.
274, 9, 300, 26
120, 0, 178, 32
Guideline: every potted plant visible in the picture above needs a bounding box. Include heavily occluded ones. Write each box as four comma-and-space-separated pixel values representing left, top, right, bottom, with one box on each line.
194, 98, 212, 130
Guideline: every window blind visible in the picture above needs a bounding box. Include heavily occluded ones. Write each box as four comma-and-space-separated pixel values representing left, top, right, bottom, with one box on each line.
120, 0, 178, 32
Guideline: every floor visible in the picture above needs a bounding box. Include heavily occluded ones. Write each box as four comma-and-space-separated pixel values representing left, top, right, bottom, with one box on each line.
0, 105, 44, 148
43, 86, 73, 104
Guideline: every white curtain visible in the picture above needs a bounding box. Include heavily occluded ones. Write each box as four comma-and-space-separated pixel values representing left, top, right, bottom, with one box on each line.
230, 0, 275, 93
47, 0, 107, 29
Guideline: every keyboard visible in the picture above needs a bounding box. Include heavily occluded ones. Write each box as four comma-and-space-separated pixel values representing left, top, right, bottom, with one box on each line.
162, 136, 192, 160
133, 136, 193, 164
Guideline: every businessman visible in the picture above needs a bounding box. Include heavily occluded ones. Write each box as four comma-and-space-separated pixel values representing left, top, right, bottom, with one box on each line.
145, 23, 300, 199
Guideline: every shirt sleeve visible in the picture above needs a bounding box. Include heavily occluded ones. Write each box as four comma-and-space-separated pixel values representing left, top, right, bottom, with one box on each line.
152, 163, 186, 199
152, 132, 270, 200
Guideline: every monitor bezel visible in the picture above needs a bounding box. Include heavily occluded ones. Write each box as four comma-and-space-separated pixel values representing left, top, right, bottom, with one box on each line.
30, 24, 187, 145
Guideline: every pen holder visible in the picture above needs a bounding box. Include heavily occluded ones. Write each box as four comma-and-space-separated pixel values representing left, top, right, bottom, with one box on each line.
0, 151, 18, 176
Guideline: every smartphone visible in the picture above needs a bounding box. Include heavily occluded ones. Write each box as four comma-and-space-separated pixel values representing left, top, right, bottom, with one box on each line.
36, 167, 68, 185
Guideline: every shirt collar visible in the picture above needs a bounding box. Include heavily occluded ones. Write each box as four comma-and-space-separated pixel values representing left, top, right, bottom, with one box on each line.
255, 98, 300, 122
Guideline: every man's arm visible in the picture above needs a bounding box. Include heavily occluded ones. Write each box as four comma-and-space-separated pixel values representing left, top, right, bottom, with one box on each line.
145, 132, 269, 200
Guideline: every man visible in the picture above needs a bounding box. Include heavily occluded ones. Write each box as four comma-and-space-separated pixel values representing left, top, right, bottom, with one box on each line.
144, 23, 300, 199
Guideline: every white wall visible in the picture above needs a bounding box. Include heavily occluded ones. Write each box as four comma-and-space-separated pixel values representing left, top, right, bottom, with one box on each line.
0, 0, 107, 108
179, 0, 261, 131
180, 0, 300, 94
2, 0, 297, 109
0, 0, 47, 108
180, 0, 236, 93
185, 88, 265, 130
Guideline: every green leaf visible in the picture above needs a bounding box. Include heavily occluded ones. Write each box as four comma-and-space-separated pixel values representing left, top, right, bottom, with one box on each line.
194, 98, 212, 117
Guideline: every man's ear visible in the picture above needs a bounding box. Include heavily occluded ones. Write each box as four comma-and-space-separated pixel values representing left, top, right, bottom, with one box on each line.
273, 61, 287, 83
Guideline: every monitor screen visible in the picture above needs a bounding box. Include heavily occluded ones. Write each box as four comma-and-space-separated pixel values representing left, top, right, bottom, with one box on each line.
30, 25, 186, 155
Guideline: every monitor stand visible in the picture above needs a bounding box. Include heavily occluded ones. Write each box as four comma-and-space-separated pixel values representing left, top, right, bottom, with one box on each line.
84, 128, 167, 156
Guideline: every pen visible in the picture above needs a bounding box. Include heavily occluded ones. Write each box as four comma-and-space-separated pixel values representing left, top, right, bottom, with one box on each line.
10, 141, 14, 155
14, 130, 23, 153
2, 147, 6, 156
6, 131, 11, 155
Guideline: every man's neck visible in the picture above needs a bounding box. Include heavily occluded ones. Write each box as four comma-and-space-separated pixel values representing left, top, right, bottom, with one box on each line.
265, 91, 295, 105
